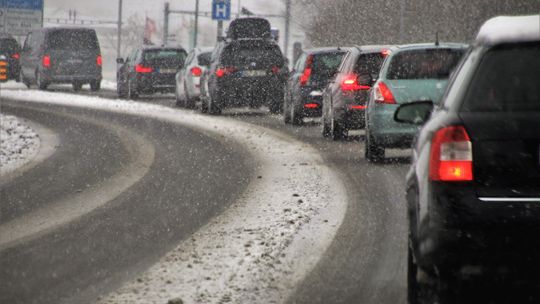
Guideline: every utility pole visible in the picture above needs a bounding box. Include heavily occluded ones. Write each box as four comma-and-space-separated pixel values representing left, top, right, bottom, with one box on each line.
194, 0, 199, 47
399, 0, 405, 43
284, 0, 291, 58
217, 20, 223, 40
163, 2, 170, 45
117, 0, 123, 59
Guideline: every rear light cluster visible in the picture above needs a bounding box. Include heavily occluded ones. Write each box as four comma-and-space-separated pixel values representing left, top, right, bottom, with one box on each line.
429, 125, 473, 182
191, 66, 202, 77
216, 66, 237, 78
304, 103, 319, 109
12, 53, 20, 60
300, 55, 313, 86
135, 64, 153, 73
42, 55, 51, 68
271, 66, 281, 74
373, 82, 396, 104
341, 74, 370, 92
96, 55, 102, 67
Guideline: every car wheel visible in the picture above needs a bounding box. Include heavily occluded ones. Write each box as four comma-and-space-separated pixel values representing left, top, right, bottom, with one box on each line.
207, 95, 221, 115
36, 71, 48, 91
175, 83, 184, 107
290, 102, 303, 126
184, 83, 196, 109
72, 81, 83, 91
365, 127, 385, 162
408, 243, 420, 304
90, 80, 101, 92
21, 71, 31, 88
283, 94, 292, 124
128, 78, 138, 100
330, 114, 346, 140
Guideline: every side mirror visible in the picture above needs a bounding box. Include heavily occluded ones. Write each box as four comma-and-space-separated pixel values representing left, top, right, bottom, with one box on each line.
357, 73, 373, 87
394, 101, 434, 125
116, 58, 124, 64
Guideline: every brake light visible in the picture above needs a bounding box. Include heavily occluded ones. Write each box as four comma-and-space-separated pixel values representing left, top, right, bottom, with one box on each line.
300, 55, 313, 86
429, 125, 473, 182
304, 103, 319, 109
135, 64, 153, 73
216, 66, 236, 78
381, 49, 391, 57
341, 74, 370, 92
191, 66, 202, 77
96, 55, 102, 66
271, 66, 281, 74
42, 55, 51, 68
348, 105, 367, 110
374, 82, 396, 104
12, 53, 20, 60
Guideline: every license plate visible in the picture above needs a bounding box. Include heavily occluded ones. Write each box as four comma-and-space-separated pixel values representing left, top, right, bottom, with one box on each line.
160, 69, 176, 74
243, 70, 266, 77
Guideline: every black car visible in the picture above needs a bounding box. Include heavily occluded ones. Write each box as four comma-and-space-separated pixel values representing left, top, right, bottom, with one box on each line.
283, 47, 347, 125
116, 46, 187, 99
203, 24, 287, 114
321, 45, 390, 140
394, 15, 540, 303
20, 27, 102, 91
0, 34, 21, 81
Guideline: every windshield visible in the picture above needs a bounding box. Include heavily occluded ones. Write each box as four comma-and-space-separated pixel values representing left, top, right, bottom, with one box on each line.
462, 43, 540, 112
387, 48, 464, 79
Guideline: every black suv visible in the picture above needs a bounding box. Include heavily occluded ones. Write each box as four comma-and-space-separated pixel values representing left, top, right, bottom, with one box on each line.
0, 34, 21, 81
395, 15, 540, 303
116, 46, 187, 99
203, 18, 287, 114
20, 27, 102, 91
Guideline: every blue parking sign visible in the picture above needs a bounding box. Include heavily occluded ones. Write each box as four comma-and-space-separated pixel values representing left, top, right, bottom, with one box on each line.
212, 0, 231, 21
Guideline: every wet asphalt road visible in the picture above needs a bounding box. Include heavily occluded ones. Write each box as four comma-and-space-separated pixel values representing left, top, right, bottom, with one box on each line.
0, 99, 254, 304
34, 86, 412, 304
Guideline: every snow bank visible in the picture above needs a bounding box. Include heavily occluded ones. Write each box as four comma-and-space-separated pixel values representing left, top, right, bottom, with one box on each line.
2, 88, 348, 304
0, 114, 40, 175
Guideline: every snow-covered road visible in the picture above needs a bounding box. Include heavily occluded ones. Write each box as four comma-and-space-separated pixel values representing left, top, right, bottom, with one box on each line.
0, 114, 40, 175
2, 89, 348, 303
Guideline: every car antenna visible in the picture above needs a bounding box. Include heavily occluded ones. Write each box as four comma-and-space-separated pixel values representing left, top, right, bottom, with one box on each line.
435, 31, 440, 46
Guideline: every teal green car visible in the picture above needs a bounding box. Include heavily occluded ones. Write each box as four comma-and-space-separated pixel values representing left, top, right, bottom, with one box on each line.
364, 43, 468, 162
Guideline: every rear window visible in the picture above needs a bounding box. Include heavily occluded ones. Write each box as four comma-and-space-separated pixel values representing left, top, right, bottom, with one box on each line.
311, 52, 345, 75
0, 38, 20, 53
46, 30, 99, 50
354, 53, 384, 76
387, 48, 464, 80
221, 43, 283, 67
143, 49, 187, 62
461, 42, 540, 112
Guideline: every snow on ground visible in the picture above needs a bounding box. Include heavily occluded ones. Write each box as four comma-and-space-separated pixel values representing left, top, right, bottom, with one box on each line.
0, 114, 40, 175
3, 88, 348, 304
100, 79, 117, 91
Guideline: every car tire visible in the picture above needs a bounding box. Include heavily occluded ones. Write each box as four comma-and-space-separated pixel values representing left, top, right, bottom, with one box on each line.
117, 80, 127, 98
283, 95, 292, 124
127, 78, 138, 100
36, 71, 48, 91
184, 83, 196, 109
290, 102, 303, 126
72, 82, 83, 91
330, 115, 346, 140
175, 84, 184, 107
365, 128, 385, 162
90, 80, 101, 92
21, 71, 31, 89
408, 243, 420, 304
207, 95, 221, 115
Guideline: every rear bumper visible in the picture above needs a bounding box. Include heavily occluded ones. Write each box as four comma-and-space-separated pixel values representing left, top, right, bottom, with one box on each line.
42, 70, 102, 84
136, 74, 176, 93
420, 183, 540, 270
215, 76, 284, 107
368, 104, 418, 147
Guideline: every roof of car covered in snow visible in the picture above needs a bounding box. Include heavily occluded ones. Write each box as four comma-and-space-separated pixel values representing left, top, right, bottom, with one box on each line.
475, 15, 540, 46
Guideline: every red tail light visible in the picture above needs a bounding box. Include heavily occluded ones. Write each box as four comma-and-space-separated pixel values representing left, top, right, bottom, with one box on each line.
381, 49, 391, 57
271, 66, 281, 74
304, 103, 319, 109
96, 55, 102, 66
135, 64, 153, 73
191, 66, 202, 77
42, 55, 51, 68
300, 55, 313, 86
429, 125, 473, 182
341, 74, 371, 92
374, 82, 396, 104
12, 53, 20, 60
216, 66, 236, 78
